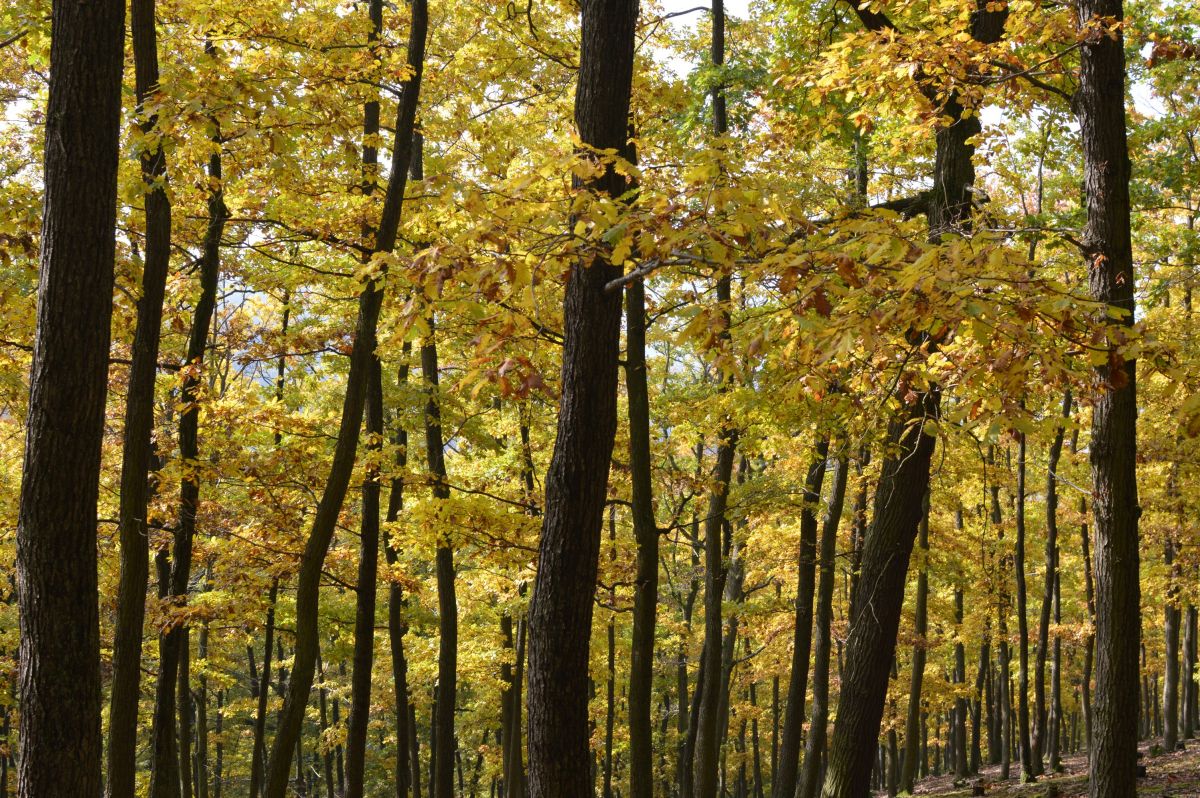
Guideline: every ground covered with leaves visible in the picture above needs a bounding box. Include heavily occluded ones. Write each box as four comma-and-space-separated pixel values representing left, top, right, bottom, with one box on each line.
901, 745, 1200, 797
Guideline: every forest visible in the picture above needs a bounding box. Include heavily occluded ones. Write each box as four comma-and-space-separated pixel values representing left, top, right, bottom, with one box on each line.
1, 0, 1199, 796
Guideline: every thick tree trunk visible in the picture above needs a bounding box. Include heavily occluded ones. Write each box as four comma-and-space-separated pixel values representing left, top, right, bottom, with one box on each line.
819, 390, 939, 798
797, 453, 849, 798
109, 0, 172, 790
1074, 1, 1140, 792
900, 494, 930, 794
263, 3, 426, 792
524, 2, 637, 792
773, 441, 829, 798
15, 1, 123, 794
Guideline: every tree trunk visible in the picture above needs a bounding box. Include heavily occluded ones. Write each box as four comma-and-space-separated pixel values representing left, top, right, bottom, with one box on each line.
15, 1, 123, 794
1079, 496, 1095, 748
109, 0, 172, 789
900, 494, 930, 794
149, 108, 226, 798
1163, 538, 1180, 752
797, 452, 849, 798
1034, 392, 1071, 773
385, 356, 414, 798
1015, 431, 1033, 781
524, 2, 637, 793
1183, 603, 1197, 739
773, 441, 828, 798
626, 203, 658, 798
263, 2, 426, 792
819, 389, 939, 798
1075, 0, 1140, 790
250, 580, 279, 798
953, 512, 969, 782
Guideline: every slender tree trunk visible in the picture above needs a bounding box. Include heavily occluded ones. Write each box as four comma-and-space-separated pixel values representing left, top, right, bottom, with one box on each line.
1163, 537, 1180, 752
385, 355, 414, 798
1034, 392, 1071, 774
109, 0, 172, 788
524, 2, 636, 794
953, 513, 969, 782
197, 597, 211, 798
263, 3, 426, 792
603, 512, 617, 798
773, 441, 829, 798
1080, 495, 1095, 748
250, 580, 279, 798
344, 0, 387, 790
1015, 431, 1033, 781
626, 191, 658, 798
1048, 567, 1063, 772
1183, 604, 1197, 739
900, 494, 930, 794
149, 112, 226, 798
1074, 0, 1140, 792
797, 452, 849, 798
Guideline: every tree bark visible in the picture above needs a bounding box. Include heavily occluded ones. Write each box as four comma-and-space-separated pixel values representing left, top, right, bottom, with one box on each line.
797, 452, 849, 798
1034, 392, 1071, 773
900, 494, 930, 794
249, 580, 279, 798
1074, 0, 1141, 792
773, 441, 829, 798
626, 191, 658, 798
263, 2, 426, 792
15, 1, 124, 794
109, 0, 173, 789
819, 388, 939, 798
1015, 430, 1034, 781
524, 1, 637, 793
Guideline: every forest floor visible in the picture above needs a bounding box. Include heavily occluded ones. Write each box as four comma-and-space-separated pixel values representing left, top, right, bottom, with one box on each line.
898, 743, 1200, 797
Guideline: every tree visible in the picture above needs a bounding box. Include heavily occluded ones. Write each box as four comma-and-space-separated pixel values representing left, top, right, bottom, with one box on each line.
15, 0, 125, 795
524, 1, 638, 795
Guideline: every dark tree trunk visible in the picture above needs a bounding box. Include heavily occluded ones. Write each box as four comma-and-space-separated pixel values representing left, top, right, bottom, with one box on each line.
1079, 495, 1095, 748
149, 101, 226, 798
1183, 604, 1197, 739
345, 353, 384, 798
15, 1, 123, 794
953, 512, 969, 782
263, 2, 426, 792
1074, 0, 1140, 791
1048, 567, 1063, 772
773, 441, 828, 798
1034, 392, 1071, 772
1163, 538, 1180, 752
250, 580, 279, 797
797, 452, 849, 798
818, 390, 938, 798
900, 494, 930, 794
423, 328, 459, 798
1014, 430, 1034, 781
180, 631, 194, 798
385, 356, 414, 798
344, 0, 387, 791
109, 0, 172, 789
626, 204, 658, 798
524, 1, 637, 794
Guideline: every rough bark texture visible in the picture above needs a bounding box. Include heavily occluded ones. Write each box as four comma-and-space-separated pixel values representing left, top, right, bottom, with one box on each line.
900, 494, 930, 794
1074, 0, 1140, 793
108, 0, 172, 790
263, 2, 426, 791
524, 1, 636, 795
16, 1, 124, 796
773, 440, 829, 798
797, 453, 849, 798
819, 390, 939, 798
1034, 392, 1071, 772
626, 230, 659, 798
